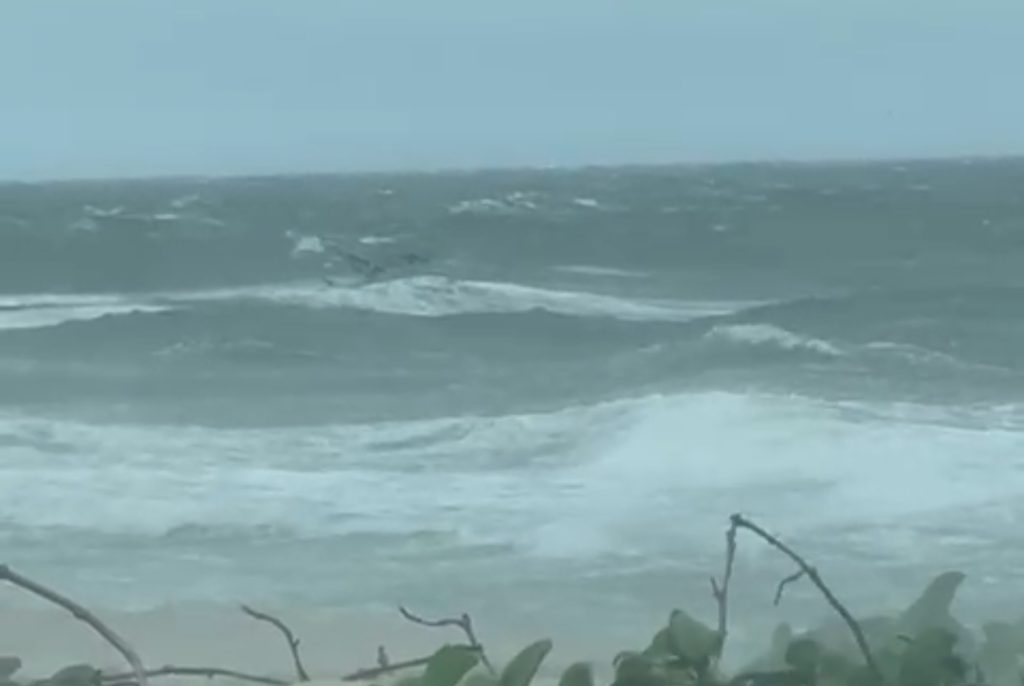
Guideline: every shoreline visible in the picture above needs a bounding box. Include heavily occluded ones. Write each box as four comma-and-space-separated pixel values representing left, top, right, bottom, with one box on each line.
0, 602, 622, 684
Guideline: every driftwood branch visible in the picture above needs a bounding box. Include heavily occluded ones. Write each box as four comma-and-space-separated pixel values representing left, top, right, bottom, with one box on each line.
240, 605, 310, 681
342, 655, 432, 682
341, 646, 482, 682
0, 564, 149, 686
773, 570, 807, 607
398, 606, 495, 675
102, 666, 288, 686
729, 514, 886, 685
710, 518, 739, 663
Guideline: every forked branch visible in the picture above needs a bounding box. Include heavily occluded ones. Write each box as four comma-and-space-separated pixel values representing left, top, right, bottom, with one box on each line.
241, 605, 310, 681
0, 564, 148, 686
773, 570, 807, 607
729, 514, 885, 685
398, 606, 495, 674
710, 519, 739, 664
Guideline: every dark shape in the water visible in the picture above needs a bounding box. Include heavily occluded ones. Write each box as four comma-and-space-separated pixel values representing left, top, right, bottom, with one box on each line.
323, 249, 431, 285
339, 250, 388, 280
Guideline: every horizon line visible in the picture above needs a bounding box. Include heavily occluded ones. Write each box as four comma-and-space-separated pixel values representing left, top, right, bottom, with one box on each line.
3, 151, 1021, 186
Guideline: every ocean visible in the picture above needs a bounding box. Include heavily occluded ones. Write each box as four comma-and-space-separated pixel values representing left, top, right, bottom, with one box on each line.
2, 158, 1024, 673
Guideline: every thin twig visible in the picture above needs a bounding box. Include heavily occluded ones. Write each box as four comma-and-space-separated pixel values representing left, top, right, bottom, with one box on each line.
710, 519, 738, 665
102, 666, 288, 686
342, 646, 482, 683
241, 605, 310, 681
729, 514, 886, 685
773, 570, 806, 606
398, 607, 495, 675
0, 564, 149, 686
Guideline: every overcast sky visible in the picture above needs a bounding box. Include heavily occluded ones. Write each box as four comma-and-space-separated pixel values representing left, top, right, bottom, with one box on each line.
2, 0, 1022, 180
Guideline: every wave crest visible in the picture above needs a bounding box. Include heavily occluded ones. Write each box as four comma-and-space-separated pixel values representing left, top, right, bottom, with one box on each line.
214, 276, 740, 321
704, 323, 842, 357
0, 294, 173, 331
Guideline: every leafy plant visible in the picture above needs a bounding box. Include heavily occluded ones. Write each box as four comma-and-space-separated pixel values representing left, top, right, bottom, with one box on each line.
559, 663, 595, 686
422, 645, 481, 686
896, 628, 966, 686
0, 657, 21, 686
500, 640, 553, 686
4, 516, 1020, 686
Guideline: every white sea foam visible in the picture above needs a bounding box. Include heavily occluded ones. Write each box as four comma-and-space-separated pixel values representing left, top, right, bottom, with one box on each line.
193, 276, 744, 321
0, 294, 172, 331
170, 194, 202, 209
358, 235, 397, 245
553, 265, 648, 279
0, 276, 753, 331
150, 212, 181, 222
287, 233, 326, 257
3, 392, 1023, 561
705, 323, 842, 356
528, 391, 1024, 557
0, 400, 630, 537
448, 192, 540, 215
83, 205, 125, 218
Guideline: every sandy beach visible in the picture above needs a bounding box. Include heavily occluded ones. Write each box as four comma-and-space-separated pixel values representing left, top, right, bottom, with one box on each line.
0, 600, 622, 684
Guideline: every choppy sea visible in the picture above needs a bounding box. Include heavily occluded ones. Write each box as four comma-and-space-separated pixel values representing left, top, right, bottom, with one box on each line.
3, 159, 1024, 666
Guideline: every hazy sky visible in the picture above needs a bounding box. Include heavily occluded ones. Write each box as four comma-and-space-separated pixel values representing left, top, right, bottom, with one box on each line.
2, 0, 1022, 180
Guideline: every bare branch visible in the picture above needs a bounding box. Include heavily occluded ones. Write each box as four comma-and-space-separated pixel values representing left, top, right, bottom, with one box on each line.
342, 646, 482, 683
342, 655, 431, 682
773, 571, 807, 607
240, 605, 310, 681
398, 607, 495, 675
102, 666, 288, 686
0, 564, 148, 686
729, 514, 886, 685
711, 519, 739, 664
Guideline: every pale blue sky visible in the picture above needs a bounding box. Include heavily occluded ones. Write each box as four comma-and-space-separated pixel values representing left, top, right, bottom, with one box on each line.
2, 0, 1022, 180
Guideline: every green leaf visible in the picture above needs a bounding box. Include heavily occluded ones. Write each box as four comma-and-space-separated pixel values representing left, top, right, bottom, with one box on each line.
48, 666, 99, 686
500, 640, 553, 686
667, 610, 721, 665
772, 625, 795, 658
733, 670, 807, 686
0, 658, 21, 681
816, 651, 859, 685
462, 674, 499, 686
422, 645, 480, 686
844, 665, 883, 686
559, 663, 594, 686
785, 639, 821, 676
898, 572, 965, 635
615, 653, 647, 672
645, 629, 676, 660
612, 654, 669, 686
979, 622, 1021, 686
897, 628, 963, 686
